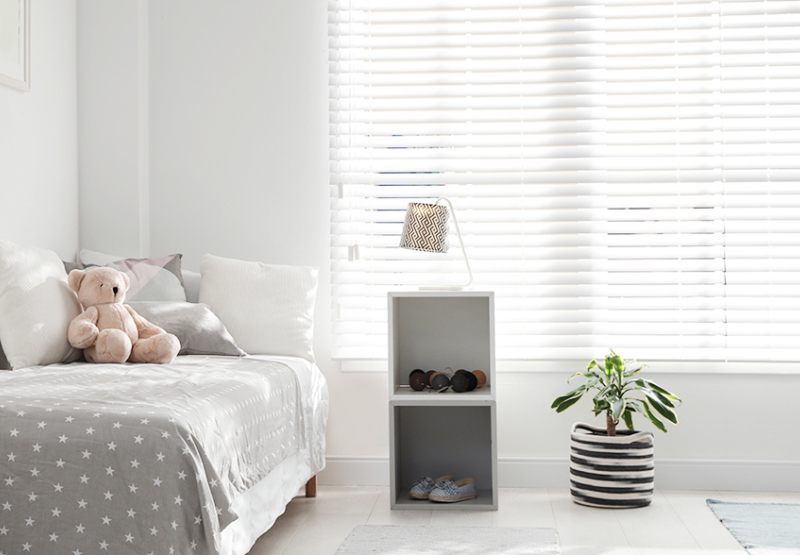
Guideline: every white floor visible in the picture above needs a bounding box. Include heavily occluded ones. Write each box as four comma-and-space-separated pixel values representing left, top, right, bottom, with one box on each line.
249, 487, 800, 555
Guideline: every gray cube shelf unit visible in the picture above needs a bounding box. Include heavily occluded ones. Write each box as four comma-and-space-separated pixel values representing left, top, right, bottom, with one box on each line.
388, 291, 498, 511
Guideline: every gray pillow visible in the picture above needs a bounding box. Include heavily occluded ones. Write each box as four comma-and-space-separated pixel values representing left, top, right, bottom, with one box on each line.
0, 341, 9, 370
63, 260, 84, 273
127, 301, 246, 357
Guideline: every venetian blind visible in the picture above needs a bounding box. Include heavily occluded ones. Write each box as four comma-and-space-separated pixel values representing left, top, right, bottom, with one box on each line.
329, 0, 800, 362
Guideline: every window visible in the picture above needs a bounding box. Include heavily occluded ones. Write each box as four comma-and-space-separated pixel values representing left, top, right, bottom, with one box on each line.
329, 0, 800, 363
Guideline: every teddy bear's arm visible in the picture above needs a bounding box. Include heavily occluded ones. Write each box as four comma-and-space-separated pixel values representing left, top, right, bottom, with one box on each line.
68, 306, 100, 349
124, 304, 168, 340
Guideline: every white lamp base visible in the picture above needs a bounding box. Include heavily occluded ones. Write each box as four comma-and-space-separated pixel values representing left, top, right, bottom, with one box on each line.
418, 285, 471, 291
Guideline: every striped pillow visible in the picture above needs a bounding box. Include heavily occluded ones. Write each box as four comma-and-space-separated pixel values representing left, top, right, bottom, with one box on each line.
80, 250, 187, 302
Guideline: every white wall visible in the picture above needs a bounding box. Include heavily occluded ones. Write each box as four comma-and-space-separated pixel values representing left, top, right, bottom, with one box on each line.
77, 1, 147, 257
147, 1, 329, 271
76, 1, 800, 491
0, 0, 78, 259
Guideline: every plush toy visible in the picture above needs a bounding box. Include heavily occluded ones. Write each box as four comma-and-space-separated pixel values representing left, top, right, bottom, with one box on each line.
67, 267, 180, 364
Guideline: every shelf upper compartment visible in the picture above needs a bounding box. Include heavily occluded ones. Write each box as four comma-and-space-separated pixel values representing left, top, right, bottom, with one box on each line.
388, 291, 496, 402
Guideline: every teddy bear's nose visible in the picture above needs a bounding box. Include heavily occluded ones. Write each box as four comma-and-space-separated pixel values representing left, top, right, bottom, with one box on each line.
113, 286, 119, 296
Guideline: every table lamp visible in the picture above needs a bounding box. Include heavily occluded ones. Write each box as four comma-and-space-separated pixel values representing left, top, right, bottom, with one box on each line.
399, 197, 473, 290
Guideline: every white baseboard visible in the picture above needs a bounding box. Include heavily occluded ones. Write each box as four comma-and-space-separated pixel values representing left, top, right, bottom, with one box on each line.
319, 456, 800, 492
319, 456, 390, 487
654, 459, 800, 492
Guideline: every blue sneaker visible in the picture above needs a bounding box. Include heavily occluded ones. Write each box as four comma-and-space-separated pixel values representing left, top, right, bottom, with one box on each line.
409, 475, 453, 500
428, 478, 478, 503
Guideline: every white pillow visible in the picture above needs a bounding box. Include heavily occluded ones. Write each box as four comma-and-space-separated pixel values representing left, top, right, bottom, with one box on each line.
199, 254, 318, 362
0, 240, 83, 369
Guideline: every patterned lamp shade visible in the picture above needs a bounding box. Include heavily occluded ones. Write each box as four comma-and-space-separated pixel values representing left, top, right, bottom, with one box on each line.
399, 202, 450, 253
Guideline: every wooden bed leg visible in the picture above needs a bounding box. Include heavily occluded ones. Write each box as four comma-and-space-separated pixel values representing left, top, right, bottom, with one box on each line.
305, 475, 317, 498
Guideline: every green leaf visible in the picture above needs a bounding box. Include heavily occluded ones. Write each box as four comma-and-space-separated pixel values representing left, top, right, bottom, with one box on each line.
550, 385, 585, 409
592, 398, 610, 416
642, 390, 678, 425
609, 354, 625, 375
611, 397, 625, 423
587, 360, 598, 371
637, 379, 681, 402
626, 399, 646, 415
634, 379, 676, 408
619, 382, 638, 396
554, 394, 583, 413
581, 378, 600, 394
594, 383, 615, 401
569, 371, 600, 384
642, 399, 668, 433
651, 388, 676, 408
622, 409, 635, 430
623, 362, 646, 377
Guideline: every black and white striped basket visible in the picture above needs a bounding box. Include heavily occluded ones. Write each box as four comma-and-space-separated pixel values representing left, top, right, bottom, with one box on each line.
569, 422, 655, 509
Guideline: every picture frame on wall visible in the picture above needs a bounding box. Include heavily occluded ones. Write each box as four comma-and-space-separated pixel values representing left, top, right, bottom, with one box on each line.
0, 0, 30, 91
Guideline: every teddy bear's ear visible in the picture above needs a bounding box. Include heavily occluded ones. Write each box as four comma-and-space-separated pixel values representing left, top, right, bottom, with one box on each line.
68, 269, 86, 293
119, 271, 131, 291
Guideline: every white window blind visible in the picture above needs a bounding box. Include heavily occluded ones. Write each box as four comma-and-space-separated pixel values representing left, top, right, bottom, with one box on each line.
329, 0, 800, 363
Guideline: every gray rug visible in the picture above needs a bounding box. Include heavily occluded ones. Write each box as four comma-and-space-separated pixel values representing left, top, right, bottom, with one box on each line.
335, 525, 559, 555
707, 499, 800, 554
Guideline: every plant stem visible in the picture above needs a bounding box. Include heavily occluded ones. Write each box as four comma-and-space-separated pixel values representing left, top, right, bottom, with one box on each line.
606, 414, 617, 436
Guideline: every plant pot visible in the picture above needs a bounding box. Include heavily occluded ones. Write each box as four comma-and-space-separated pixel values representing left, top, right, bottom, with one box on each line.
569, 422, 654, 509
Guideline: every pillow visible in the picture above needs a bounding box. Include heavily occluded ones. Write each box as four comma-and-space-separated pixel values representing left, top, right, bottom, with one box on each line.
127, 301, 246, 357
199, 254, 318, 362
182, 269, 201, 303
0, 342, 9, 370
79, 248, 187, 302
0, 240, 83, 369
78, 248, 127, 266
63, 260, 84, 273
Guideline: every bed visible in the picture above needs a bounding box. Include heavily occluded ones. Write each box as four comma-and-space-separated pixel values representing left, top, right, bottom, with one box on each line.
0, 242, 329, 555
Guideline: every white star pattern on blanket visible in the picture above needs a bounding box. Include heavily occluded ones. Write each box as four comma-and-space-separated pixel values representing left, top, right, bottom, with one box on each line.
0, 357, 303, 555
2, 405, 212, 553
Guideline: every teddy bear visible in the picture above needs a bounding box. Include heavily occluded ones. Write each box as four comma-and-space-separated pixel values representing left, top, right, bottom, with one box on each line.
67, 266, 180, 364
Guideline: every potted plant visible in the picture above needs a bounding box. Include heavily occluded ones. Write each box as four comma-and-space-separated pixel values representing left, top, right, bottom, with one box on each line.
551, 350, 681, 508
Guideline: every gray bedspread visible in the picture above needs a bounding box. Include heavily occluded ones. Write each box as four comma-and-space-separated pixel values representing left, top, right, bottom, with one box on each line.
0, 356, 303, 555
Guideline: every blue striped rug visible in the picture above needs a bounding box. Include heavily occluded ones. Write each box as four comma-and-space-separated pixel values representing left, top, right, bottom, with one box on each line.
707, 499, 800, 554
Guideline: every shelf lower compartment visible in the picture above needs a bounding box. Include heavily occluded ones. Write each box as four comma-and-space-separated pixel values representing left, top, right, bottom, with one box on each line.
390, 404, 497, 511
392, 488, 496, 510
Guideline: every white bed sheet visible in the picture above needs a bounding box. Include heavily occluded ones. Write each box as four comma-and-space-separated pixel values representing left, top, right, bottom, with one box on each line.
219, 355, 328, 555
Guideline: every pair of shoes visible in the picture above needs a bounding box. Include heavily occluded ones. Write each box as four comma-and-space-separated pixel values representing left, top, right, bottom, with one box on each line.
409, 476, 478, 503
429, 478, 478, 503
409, 475, 452, 499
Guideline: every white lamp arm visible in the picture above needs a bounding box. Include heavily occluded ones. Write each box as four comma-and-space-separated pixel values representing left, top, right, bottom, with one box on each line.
436, 197, 473, 288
